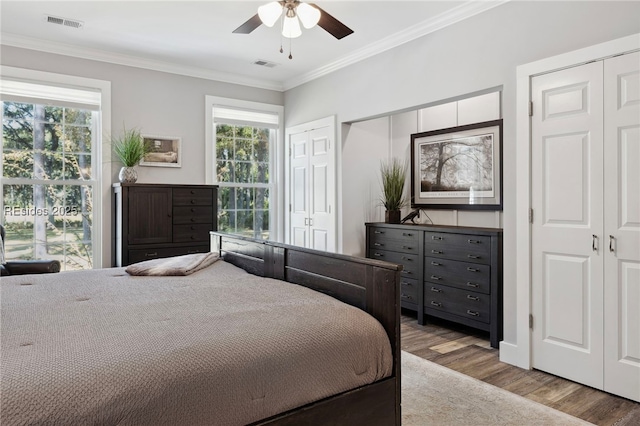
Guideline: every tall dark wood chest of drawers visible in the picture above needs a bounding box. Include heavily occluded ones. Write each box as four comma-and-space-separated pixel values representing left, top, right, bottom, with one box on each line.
366, 222, 503, 348
114, 183, 218, 266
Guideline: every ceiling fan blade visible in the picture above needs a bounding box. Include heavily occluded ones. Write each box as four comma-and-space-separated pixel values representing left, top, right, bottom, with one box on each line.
310, 4, 354, 40
233, 14, 263, 34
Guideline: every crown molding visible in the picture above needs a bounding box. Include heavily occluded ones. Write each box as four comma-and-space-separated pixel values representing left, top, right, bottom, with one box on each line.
0, 1, 509, 93
282, 0, 510, 91
0, 33, 285, 92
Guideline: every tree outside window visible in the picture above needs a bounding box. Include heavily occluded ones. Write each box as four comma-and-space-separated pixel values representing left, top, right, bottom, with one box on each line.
1, 101, 95, 270
215, 123, 271, 240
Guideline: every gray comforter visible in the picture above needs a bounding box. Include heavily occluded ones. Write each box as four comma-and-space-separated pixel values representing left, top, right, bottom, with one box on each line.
1, 260, 392, 425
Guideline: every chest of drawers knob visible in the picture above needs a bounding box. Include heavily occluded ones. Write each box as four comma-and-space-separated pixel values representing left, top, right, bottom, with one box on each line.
467, 267, 480, 272
432, 250, 443, 254
467, 310, 480, 316
467, 282, 479, 288
374, 242, 383, 247
432, 236, 443, 240
467, 295, 480, 301
468, 239, 481, 244
430, 275, 441, 280
431, 301, 442, 307
430, 287, 441, 293
468, 254, 480, 259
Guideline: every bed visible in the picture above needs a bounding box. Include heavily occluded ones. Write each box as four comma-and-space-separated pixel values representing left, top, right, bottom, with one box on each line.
0, 232, 401, 425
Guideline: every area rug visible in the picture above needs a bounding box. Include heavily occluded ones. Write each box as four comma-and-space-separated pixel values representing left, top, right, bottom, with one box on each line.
401, 351, 592, 425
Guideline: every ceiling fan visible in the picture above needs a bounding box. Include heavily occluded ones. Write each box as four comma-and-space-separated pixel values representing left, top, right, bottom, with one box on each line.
233, 1, 354, 40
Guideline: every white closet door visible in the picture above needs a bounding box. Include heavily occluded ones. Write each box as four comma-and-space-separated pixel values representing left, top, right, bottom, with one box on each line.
286, 123, 336, 252
307, 127, 334, 252
289, 131, 310, 248
531, 61, 605, 389
603, 51, 640, 402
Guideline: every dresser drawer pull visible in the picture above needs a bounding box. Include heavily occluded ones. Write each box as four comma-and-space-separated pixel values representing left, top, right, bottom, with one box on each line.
402, 246, 413, 250
430, 287, 441, 293
374, 243, 384, 247
374, 230, 384, 234
145, 252, 158, 257
467, 255, 480, 259
191, 200, 196, 204
402, 232, 413, 237
467, 310, 480, 316
432, 250, 443, 254
431, 236, 443, 240
191, 218, 196, 222
431, 261, 441, 266
468, 239, 481, 244
191, 208, 196, 212
191, 226, 195, 230
431, 301, 442, 307
466, 282, 479, 288
404, 271, 413, 275
401, 256, 413, 261
190, 190, 195, 194
402, 281, 413, 286
373, 252, 384, 257
401, 294, 412, 300
430, 275, 441, 281
467, 295, 480, 301
467, 267, 479, 272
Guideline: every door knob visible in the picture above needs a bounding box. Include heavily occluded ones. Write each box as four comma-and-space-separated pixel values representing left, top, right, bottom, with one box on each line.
609, 235, 615, 253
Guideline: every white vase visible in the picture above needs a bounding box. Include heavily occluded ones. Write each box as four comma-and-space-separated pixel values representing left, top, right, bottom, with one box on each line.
118, 166, 138, 183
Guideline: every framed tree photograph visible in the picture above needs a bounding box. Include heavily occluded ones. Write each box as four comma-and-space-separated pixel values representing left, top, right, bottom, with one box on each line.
410, 119, 503, 210
140, 135, 181, 168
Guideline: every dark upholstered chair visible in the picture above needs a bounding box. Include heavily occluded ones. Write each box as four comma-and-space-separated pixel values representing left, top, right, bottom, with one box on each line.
0, 224, 61, 276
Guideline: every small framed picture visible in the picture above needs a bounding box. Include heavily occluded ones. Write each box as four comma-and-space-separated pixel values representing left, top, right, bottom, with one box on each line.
140, 135, 181, 168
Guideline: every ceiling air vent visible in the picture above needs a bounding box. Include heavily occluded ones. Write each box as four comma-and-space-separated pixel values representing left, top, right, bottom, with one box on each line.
44, 15, 84, 29
253, 59, 278, 68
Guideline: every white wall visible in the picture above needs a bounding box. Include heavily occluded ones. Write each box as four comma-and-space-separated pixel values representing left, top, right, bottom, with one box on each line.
284, 1, 640, 349
0, 46, 284, 185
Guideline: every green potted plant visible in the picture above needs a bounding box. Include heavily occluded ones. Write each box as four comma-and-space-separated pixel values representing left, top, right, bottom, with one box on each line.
112, 126, 147, 183
380, 157, 408, 223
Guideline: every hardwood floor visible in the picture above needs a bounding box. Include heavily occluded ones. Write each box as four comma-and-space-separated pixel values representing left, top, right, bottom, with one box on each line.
401, 312, 640, 425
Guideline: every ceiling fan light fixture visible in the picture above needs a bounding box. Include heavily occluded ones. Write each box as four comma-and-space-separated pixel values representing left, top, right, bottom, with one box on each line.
296, 3, 320, 29
282, 15, 302, 39
258, 1, 282, 27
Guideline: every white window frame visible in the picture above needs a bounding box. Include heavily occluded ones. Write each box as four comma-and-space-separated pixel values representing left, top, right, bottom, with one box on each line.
0, 66, 111, 268
205, 96, 284, 242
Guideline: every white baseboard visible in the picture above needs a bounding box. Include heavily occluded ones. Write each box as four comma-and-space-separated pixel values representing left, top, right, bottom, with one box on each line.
499, 341, 520, 367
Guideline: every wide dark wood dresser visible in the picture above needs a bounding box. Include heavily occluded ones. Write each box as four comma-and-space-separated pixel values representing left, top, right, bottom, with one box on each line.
366, 222, 503, 348
114, 183, 218, 266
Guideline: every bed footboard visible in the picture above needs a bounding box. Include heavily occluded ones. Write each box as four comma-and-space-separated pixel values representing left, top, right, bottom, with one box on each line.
210, 232, 401, 425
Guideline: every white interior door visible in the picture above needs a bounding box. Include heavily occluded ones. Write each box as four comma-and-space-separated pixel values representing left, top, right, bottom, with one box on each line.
531, 61, 605, 389
286, 118, 336, 252
289, 131, 310, 248
307, 127, 335, 252
603, 51, 640, 402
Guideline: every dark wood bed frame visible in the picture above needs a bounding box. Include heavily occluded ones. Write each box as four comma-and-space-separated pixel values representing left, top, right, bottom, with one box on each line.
210, 232, 401, 426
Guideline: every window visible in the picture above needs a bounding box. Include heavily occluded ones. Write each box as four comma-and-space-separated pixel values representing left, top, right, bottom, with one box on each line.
206, 97, 283, 241
1, 73, 106, 270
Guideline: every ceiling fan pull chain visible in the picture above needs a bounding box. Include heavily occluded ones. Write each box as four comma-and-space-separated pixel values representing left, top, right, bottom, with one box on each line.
289, 37, 293, 59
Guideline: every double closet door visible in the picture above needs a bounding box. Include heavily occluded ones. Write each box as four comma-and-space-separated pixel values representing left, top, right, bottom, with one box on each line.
531, 51, 639, 402
288, 124, 335, 252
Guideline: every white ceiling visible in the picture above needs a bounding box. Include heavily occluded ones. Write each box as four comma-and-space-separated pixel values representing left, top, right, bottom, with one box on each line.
0, 1, 508, 91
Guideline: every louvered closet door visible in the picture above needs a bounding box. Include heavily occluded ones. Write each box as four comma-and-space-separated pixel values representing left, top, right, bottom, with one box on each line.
531, 61, 605, 389
603, 51, 640, 402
